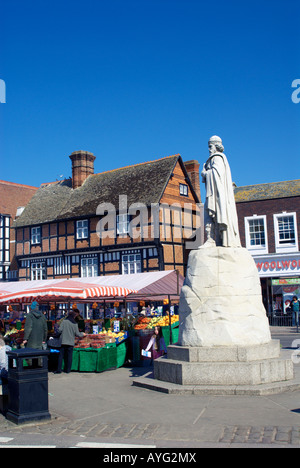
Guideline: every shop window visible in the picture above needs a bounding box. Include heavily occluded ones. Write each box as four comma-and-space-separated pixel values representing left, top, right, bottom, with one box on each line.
76, 220, 89, 239
245, 215, 268, 255
31, 226, 41, 244
274, 212, 298, 253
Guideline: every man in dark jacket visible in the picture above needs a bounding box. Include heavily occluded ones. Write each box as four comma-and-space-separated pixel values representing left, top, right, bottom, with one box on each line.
23, 301, 48, 349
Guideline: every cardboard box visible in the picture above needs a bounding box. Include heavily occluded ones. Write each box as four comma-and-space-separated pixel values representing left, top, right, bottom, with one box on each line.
105, 336, 116, 344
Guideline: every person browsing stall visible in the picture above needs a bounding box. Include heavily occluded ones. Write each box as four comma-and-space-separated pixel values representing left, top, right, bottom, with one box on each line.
55, 309, 85, 374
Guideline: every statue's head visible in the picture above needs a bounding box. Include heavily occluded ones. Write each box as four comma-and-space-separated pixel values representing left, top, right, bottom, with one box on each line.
208, 135, 224, 155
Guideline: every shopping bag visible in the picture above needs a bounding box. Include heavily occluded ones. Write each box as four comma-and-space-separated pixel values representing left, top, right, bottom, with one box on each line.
141, 349, 151, 358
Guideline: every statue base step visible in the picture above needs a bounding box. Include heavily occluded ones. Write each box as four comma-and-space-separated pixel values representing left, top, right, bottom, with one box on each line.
132, 341, 297, 395
154, 341, 293, 386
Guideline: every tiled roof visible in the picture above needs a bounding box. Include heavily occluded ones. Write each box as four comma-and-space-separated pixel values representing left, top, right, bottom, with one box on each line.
234, 179, 300, 202
13, 155, 181, 227
0, 180, 38, 219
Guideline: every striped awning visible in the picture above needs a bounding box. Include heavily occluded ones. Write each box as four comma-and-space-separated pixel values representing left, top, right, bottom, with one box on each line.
0, 280, 137, 304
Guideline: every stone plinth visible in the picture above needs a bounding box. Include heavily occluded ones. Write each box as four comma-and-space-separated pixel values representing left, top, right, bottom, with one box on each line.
154, 340, 294, 387
133, 246, 297, 395
178, 247, 271, 347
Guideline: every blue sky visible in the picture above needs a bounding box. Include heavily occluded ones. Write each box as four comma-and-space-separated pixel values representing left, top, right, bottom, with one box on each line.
0, 0, 299, 202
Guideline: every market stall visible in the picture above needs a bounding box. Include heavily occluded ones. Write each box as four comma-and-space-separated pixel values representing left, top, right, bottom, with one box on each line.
0, 270, 184, 371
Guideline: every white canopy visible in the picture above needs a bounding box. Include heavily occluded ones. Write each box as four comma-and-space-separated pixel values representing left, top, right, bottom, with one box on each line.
0, 270, 184, 303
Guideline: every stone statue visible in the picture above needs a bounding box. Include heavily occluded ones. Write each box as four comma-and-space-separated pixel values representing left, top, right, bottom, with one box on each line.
201, 135, 241, 248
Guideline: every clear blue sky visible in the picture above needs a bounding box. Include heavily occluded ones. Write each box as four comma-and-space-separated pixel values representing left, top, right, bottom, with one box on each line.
0, 0, 299, 202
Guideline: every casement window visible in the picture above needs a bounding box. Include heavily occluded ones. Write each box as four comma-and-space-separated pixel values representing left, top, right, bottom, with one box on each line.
274, 212, 298, 253
76, 220, 89, 239
31, 262, 46, 280
122, 253, 142, 275
117, 214, 130, 235
31, 226, 41, 244
81, 256, 98, 277
244, 215, 268, 255
179, 183, 188, 196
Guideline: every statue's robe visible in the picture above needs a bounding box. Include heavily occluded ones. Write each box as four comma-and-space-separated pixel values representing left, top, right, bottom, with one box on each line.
204, 151, 241, 247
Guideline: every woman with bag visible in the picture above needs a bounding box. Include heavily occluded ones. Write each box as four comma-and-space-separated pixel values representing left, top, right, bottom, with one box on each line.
143, 326, 167, 360
54, 309, 85, 374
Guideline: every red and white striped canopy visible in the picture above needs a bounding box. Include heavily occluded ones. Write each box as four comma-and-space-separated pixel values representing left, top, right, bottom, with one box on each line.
0, 280, 137, 304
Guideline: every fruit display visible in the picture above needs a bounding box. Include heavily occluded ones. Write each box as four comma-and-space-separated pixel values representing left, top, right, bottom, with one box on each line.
74, 330, 128, 348
155, 314, 179, 327
134, 317, 151, 330
134, 315, 179, 330
145, 317, 163, 329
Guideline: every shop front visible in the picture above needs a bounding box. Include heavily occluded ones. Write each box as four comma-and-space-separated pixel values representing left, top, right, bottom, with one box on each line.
253, 252, 300, 326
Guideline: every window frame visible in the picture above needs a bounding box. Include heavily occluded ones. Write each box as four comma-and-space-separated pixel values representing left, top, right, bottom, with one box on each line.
76, 219, 89, 240
117, 214, 130, 235
31, 226, 41, 245
122, 252, 142, 275
81, 255, 98, 277
31, 261, 46, 280
273, 212, 298, 253
244, 215, 268, 255
179, 183, 189, 197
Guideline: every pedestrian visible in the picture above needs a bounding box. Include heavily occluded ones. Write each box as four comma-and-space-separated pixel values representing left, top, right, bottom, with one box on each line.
291, 296, 300, 331
22, 301, 48, 350
143, 326, 167, 360
55, 309, 85, 374
0, 334, 11, 382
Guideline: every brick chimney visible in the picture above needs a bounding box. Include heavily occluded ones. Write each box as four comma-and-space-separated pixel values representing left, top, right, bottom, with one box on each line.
69, 151, 96, 189
184, 160, 201, 202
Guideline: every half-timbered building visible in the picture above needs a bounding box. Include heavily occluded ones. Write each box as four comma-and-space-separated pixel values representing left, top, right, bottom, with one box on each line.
11, 151, 202, 281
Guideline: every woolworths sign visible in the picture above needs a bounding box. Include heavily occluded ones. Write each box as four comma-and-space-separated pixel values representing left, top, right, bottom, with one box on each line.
254, 253, 300, 277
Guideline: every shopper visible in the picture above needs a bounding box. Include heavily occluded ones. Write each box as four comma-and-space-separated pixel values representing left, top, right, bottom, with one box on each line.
22, 301, 48, 350
0, 334, 11, 382
291, 296, 300, 330
55, 309, 85, 374
143, 326, 167, 360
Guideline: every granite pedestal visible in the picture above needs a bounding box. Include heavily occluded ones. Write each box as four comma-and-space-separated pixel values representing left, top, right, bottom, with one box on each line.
154, 340, 294, 387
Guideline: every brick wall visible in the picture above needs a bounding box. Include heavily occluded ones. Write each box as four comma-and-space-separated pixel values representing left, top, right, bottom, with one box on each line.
236, 196, 300, 253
